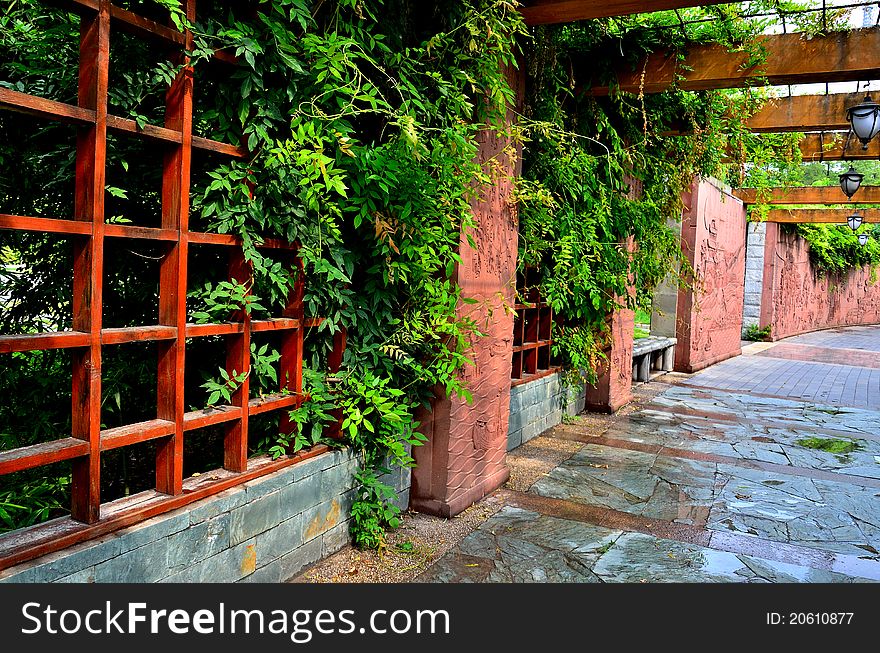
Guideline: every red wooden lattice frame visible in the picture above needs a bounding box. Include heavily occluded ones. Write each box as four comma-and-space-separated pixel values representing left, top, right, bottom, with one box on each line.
511, 268, 560, 386
0, 0, 341, 571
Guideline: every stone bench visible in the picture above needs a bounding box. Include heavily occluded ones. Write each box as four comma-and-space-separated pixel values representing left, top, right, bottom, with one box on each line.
632, 336, 676, 382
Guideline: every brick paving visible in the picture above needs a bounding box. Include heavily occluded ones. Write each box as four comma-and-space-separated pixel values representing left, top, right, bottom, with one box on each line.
420, 325, 880, 583
757, 342, 880, 369
783, 326, 880, 351
682, 353, 880, 410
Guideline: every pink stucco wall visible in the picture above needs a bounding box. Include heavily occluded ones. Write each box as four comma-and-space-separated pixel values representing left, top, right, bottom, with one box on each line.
675, 178, 747, 373
760, 224, 880, 341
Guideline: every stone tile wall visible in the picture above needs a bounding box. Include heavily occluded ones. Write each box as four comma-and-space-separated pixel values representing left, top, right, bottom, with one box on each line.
0, 448, 411, 583
507, 373, 585, 451
742, 221, 766, 335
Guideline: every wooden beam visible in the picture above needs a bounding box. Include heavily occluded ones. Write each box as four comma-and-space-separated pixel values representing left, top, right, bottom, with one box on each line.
735, 186, 880, 205
764, 208, 880, 223
519, 0, 727, 25
723, 132, 880, 163
0, 87, 95, 124
673, 94, 857, 137
745, 94, 856, 133
587, 28, 880, 95
797, 132, 880, 162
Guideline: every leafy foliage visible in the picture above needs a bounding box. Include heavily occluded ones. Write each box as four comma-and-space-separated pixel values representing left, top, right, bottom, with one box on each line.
2, 0, 853, 545
4, 0, 532, 543
743, 324, 772, 341
793, 224, 880, 277
514, 18, 773, 384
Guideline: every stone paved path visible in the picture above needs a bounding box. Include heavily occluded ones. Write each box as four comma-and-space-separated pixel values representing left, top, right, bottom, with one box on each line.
419, 326, 880, 583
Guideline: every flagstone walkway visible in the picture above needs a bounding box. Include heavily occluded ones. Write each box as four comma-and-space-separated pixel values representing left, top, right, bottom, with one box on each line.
418, 326, 880, 583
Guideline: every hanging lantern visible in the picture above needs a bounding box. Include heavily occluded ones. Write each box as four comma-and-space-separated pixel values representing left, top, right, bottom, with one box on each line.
846, 95, 880, 150
858, 233, 870, 246
839, 166, 864, 199
847, 213, 863, 231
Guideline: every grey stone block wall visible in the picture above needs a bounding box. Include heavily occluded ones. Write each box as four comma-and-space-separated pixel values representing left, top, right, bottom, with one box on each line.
743, 221, 766, 334
507, 372, 585, 451
0, 447, 412, 584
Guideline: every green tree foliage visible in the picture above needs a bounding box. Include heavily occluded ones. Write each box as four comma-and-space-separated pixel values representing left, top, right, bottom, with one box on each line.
793, 224, 880, 277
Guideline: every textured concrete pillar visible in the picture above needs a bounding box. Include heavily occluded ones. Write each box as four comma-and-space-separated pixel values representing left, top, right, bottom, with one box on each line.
637, 355, 650, 381
674, 177, 747, 373
650, 214, 684, 338
410, 67, 522, 518
661, 346, 674, 371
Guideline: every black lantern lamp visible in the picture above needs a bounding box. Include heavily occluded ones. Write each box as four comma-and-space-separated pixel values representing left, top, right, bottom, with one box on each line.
839, 166, 864, 199
859, 233, 870, 246
846, 95, 880, 150
847, 213, 863, 231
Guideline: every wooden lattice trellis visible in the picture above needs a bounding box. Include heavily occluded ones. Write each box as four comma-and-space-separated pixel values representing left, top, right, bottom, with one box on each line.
0, 0, 339, 571
511, 267, 560, 386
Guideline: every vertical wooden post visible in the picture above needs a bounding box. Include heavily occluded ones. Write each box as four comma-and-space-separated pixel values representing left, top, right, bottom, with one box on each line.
322, 327, 347, 441
70, 0, 110, 524
156, 0, 195, 495
279, 256, 305, 436
223, 250, 251, 472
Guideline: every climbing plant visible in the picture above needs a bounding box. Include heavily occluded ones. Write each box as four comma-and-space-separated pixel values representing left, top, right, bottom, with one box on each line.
513, 9, 801, 384
793, 224, 880, 277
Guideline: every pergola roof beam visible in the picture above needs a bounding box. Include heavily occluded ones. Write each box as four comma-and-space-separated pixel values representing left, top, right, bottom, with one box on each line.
519, 0, 730, 25
764, 208, 880, 223
586, 28, 880, 95
745, 93, 858, 133
798, 132, 880, 161
735, 186, 880, 205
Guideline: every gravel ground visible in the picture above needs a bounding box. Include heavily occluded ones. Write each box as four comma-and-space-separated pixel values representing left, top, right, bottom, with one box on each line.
289, 495, 506, 583
288, 374, 679, 583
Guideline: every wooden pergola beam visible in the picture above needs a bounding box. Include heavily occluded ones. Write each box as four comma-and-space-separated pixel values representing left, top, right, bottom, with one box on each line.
764, 208, 880, 223
735, 186, 880, 205
745, 94, 857, 133
519, 0, 730, 25
723, 132, 880, 163
798, 132, 880, 161
586, 28, 880, 95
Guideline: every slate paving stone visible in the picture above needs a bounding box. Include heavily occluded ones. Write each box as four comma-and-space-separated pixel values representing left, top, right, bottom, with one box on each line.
532, 444, 722, 525
604, 390, 880, 478
531, 446, 660, 513
421, 508, 872, 583
708, 466, 880, 558
418, 507, 619, 583
593, 533, 867, 583
422, 327, 880, 583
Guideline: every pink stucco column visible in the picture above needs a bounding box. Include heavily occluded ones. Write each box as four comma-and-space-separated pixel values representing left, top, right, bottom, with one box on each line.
409, 67, 522, 518
583, 304, 635, 413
